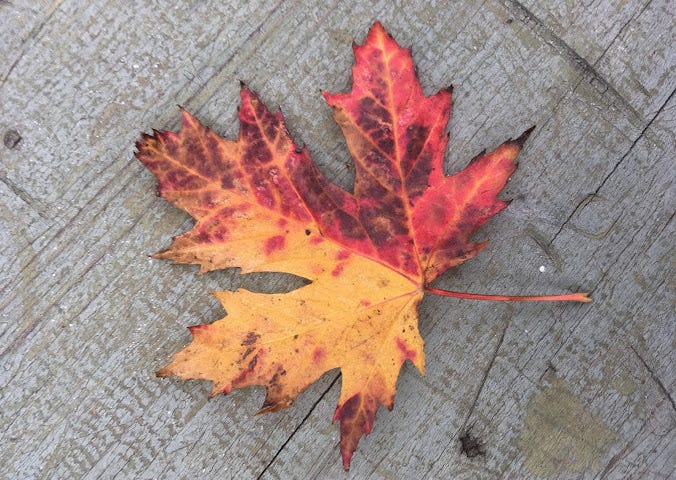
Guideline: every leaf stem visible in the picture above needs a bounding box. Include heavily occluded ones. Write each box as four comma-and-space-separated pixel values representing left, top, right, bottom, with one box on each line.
425, 287, 591, 303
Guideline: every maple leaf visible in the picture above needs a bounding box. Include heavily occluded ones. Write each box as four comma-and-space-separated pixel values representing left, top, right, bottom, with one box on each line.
136, 22, 589, 469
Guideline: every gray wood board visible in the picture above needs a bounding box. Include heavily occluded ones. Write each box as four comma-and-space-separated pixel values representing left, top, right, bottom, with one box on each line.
1, 1, 673, 479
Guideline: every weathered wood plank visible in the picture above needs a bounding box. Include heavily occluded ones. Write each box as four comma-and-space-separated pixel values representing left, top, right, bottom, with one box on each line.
595, 0, 676, 119
1, 0, 673, 479
516, 0, 651, 63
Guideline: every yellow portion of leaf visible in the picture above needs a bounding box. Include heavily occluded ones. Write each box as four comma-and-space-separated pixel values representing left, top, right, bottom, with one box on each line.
157, 248, 424, 414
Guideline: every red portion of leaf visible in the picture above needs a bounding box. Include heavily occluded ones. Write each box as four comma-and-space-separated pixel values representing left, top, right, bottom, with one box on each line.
412, 134, 532, 280
334, 393, 378, 470
317, 23, 528, 285
140, 91, 310, 222
319, 23, 451, 279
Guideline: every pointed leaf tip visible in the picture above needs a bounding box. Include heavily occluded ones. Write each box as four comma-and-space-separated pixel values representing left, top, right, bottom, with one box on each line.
511, 125, 536, 149
371, 20, 385, 32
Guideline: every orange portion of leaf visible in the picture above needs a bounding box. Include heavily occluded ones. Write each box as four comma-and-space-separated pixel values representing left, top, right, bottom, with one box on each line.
137, 92, 324, 278
137, 22, 536, 469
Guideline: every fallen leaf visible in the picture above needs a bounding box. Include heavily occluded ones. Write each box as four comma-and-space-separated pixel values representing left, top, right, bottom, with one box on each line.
136, 22, 589, 469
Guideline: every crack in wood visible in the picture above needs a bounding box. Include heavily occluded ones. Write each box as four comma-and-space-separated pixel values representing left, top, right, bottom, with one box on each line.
629, 345, 676, 413
256, 373, 341, 479
0, 174, 53, 220
460, 320, 509, 432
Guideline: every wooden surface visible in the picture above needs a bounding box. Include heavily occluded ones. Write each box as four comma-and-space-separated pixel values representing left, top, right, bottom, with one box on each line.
1, 1, 674, 478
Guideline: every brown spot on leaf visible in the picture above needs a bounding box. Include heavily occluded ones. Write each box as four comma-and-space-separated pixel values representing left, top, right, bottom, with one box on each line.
312, 347, 325, 364
406, 151, 433, 198
264, 235, 285, 255
241, 347, 256, 359
245, 137, 273, 165
232, 352, 259, 385
357, 97, 394, 155
331, 264, 344, 277
336, 250, 351, 260
335, 394, 360, 423
241, 332, 260, 346
335, 209, 367, 240
403, 124, 429, 171
247, 354, 258, 372
395, 337, 417, 362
